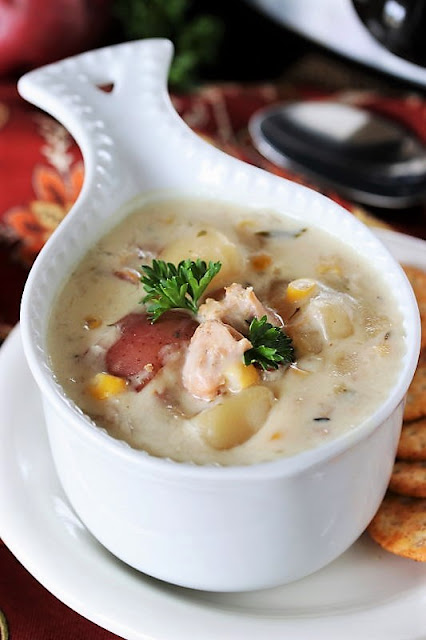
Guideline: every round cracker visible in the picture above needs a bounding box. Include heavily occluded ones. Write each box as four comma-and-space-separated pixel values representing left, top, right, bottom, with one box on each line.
402, 265, 426, 351
404, 359, 426, 422
367, 492, 426, 561
397, 418, 426, 461
389, 460, 426, 498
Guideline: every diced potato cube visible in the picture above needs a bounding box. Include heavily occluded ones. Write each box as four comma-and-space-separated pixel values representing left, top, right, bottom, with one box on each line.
223, 361, 259, 392
287, 291, 354, 353
193, 385, 274, 450
318, 302, 354, 339
88, 372, 127, 400
159, 227, 244, 290
285, 278, 318, 303
287, 327, 324, 355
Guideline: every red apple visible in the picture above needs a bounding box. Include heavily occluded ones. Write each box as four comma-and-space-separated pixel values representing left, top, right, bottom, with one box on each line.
0, 0, 112, 76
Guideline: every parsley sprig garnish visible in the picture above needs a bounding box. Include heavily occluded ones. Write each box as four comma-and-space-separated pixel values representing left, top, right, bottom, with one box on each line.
140, 258, 221, 322
244, 316, 294, 370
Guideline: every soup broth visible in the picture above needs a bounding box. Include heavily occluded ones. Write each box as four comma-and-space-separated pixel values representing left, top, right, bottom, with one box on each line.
48, 198, 405, 465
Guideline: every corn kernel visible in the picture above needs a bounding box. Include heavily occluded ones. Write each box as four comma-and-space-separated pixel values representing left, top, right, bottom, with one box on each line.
84, 315, 102, 330
316, 260, 342, 277
88, 373, 127, 400
250, 253, 272, 271
224, 361, 259, 393
285, 279, 318, 303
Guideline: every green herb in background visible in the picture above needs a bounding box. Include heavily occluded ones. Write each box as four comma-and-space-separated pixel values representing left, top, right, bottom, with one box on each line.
113, 0, 224, 90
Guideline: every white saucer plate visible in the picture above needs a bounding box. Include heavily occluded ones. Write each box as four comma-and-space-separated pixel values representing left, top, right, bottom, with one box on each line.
1, 228, 426, 640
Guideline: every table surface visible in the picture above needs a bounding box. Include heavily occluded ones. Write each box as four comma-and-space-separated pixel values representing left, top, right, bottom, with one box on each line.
1, 47, 425, 639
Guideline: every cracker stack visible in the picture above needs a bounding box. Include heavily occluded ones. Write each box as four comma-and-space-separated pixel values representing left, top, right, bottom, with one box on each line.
368, 265, 426, 561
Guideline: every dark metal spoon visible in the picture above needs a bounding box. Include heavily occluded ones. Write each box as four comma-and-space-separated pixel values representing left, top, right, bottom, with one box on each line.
249, 101, 426, 208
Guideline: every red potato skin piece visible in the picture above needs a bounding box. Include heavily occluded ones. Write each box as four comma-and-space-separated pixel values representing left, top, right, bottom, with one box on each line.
105, 311, 198, 385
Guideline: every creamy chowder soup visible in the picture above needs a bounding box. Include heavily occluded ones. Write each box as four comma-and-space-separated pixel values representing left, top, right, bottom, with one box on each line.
49, 198, 405, 465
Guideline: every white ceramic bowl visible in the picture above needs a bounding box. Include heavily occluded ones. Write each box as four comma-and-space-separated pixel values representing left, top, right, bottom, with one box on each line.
18, 39, 421, 592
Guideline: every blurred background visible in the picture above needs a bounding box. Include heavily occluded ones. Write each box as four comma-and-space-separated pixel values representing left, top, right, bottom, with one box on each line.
3, 0, 426, 89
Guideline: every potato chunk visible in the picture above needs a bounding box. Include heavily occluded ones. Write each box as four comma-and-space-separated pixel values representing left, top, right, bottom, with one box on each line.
223, 361, 259, 393
316, 300, 354, 340
159, 227, 244, 290
193, 385, 274, 450
287, 290, 355, 354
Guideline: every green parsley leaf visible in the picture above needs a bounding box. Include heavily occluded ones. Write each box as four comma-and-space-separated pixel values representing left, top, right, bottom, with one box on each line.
244, 316, 295, 370
140, 258, 221, 321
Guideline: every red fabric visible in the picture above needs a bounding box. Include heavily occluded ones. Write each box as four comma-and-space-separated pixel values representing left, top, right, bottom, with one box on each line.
0, 83, 83, 336
1, 77, 426, 638
0, 542, 121, 639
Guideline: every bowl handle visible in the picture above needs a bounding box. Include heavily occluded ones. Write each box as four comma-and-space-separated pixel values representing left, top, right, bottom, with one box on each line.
17, 39, 182, 166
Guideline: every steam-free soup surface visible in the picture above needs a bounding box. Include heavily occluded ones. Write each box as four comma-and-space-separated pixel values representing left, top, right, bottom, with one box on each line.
49, 198, 405, 465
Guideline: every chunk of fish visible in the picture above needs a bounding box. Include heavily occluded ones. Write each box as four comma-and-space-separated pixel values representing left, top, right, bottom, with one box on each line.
198, 283, 281, 333
182, 320, 252, 401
